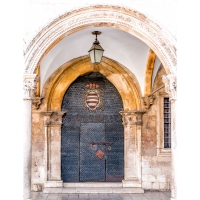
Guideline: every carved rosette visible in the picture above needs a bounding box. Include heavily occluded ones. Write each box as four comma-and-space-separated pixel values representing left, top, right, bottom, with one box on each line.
41, 111, 66, 126
119, 110, 146, 126
23, 74, 38, 100
141, 95, 155, 110
162, 73, 177, 101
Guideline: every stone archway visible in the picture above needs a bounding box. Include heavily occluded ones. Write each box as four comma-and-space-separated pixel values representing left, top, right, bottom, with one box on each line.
23, 4, 177, 200
41, 56, 142, 111
39, 56, 145, 192
24, 4, 176, 75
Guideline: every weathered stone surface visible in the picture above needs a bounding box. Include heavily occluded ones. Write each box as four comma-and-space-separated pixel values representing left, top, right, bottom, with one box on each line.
31, 64, 171, 191
31, 111, 45, 188
141, 66, 171, 190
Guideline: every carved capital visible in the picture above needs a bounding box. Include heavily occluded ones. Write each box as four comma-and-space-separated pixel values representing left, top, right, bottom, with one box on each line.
40, 111, 53, 126
40, 111, 66, 126
162, 73, 177, 101
23, 74, 38, 100
141, 95, 155, 110
32, 97, 43, 110
50, 111, 66, 126
119, 110, 146, 126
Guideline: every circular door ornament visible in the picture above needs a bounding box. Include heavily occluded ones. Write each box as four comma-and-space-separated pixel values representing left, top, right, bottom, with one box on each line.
83, 83, 103, 111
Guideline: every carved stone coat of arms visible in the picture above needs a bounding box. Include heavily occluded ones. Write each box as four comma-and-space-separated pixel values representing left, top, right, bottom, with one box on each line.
83, 83, 103, 111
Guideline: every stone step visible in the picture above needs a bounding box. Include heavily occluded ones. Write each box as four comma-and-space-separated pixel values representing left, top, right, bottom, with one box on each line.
43, 187, 144, 194
63, 182, 122, 188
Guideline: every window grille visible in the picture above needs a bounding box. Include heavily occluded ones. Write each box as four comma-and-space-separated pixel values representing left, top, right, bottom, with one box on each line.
164, 98, 171, 148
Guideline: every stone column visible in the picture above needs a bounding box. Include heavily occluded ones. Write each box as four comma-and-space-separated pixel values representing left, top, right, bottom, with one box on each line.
41, 111, 66, 187
23, 74, 38, 200
162, 74, 177, 200
120, 110, 145, 188
40, 111, 53, 183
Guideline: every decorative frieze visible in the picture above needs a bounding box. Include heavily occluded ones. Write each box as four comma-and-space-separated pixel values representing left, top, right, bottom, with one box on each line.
162, 73, 177, 101
120, 110, 146, 126
23, 74, 38, 100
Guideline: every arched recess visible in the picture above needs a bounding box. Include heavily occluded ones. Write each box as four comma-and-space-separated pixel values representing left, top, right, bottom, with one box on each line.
41, 56, 142, 111
24, 4, 176, 76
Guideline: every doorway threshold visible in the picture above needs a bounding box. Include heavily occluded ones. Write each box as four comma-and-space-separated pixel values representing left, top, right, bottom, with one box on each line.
64, 182, 122, 188
43, 186, 144, 194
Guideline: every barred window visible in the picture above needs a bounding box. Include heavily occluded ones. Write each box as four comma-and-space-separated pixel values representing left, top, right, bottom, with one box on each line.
164, 98, 171, 148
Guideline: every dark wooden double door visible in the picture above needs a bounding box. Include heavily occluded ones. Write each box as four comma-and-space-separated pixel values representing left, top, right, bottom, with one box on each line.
61, 73, 124, 182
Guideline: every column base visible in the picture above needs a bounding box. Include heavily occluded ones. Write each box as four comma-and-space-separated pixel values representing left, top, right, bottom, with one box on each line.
122, 179, 142, 187
44, 180, 63, 187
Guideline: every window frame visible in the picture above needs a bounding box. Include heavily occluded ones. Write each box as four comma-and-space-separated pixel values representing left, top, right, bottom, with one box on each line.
156, 92, 171, 156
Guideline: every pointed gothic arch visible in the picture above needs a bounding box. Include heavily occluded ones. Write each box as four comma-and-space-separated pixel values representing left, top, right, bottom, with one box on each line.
40, 56, 142, 111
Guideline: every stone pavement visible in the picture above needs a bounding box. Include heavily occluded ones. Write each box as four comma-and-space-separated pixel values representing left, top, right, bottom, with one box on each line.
31, 191, 171, 200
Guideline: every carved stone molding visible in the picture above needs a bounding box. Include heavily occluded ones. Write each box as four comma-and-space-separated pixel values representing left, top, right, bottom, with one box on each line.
24, 4, 176, 76
162, 73, 177, 101
141, 95, 155, 110
119, 110, 146, 126
40, 111, 53, 126
23, 74, 38, 100
32, 97, 43, 110
40, 111, 66, 126
50, 111, 66, 126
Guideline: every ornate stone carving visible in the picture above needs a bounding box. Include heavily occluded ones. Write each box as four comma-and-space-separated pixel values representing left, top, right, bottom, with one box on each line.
50, 111, 66, 126
32, 97, 43, 110
24, 4, 176, 75
162, 73, 177, 101
119, 110, 146, 126
40, 111, 66, 126
141, 95, 155, 110
40, 111, 53, 125
23, 74, 38, 100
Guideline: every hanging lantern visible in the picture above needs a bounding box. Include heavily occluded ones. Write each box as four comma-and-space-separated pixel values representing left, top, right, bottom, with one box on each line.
88, 31, 104, 64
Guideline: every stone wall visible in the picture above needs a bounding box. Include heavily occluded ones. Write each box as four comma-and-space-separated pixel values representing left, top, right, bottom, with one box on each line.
141, 66, 171, 190
31, 65, 171, 191
31, 110, 46, 190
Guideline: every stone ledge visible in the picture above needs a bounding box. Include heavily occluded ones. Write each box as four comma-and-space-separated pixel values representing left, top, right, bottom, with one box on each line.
122, 179, 142, 188
43, 187, 144, 194
44, 181, 63, 188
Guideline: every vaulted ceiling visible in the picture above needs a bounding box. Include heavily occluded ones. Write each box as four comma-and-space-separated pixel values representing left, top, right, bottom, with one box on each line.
40, 27, 162, 96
